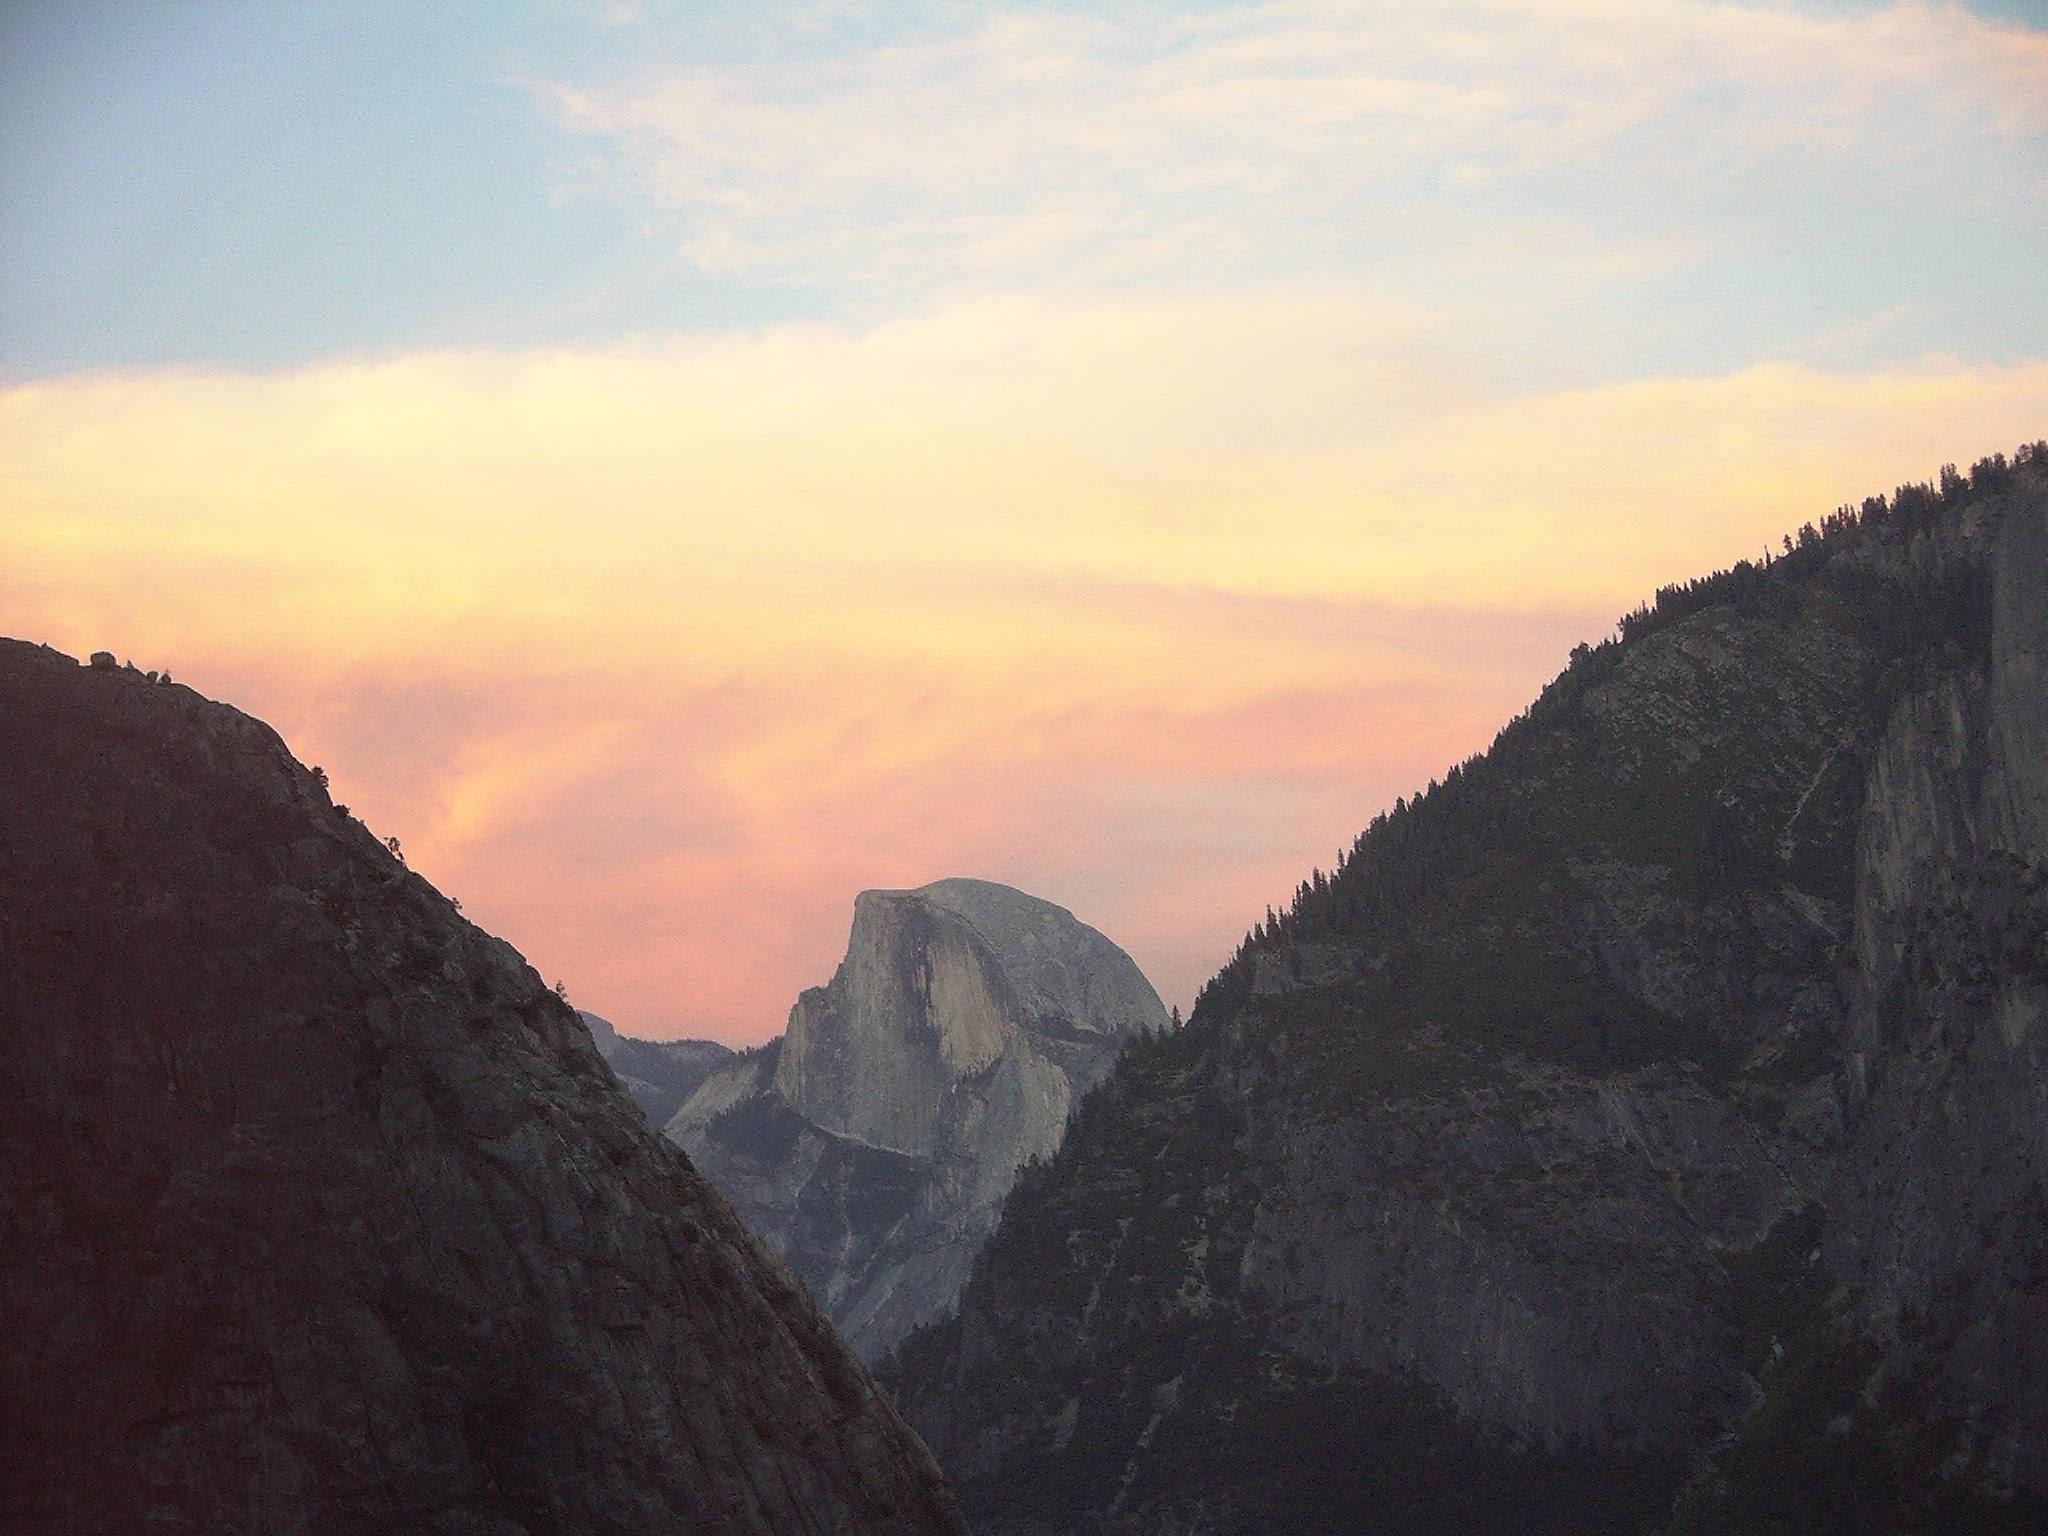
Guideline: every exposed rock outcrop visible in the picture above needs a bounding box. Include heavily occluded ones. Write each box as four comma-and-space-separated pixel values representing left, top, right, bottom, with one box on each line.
669, 878, 1168, 1358
887, 454, 2048, 1535
0, 640, 967, 1536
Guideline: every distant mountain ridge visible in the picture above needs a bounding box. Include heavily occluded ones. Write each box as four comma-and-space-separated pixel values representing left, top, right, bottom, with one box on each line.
0, 640, 966, 1535
580, 1010, 732, 1127
670, 877, 1170, 1358
887, 447, 2048, 1535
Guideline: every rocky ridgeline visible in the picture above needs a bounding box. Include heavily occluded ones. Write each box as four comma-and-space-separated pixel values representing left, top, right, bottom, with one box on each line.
0, 641, 966, 1536
886, 455, 2048, 1535
669, 879, 1169, 1358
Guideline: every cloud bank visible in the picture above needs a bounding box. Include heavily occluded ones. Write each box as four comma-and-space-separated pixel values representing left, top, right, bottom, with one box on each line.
5, 1, 2043, 1036
8, 294, 2045, 1036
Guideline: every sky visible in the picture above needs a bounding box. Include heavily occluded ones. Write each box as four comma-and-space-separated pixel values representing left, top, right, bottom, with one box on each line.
4, 1, 2046, 1043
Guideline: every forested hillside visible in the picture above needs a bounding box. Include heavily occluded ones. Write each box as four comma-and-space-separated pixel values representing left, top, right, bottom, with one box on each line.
888, 448, 2048, 1536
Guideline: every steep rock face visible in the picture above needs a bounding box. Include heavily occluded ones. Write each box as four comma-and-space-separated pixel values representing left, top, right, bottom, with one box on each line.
1821, 490, 2048, 1495
889, 457, 2048, 1535
0, 642, 966, 1536
669, 878, 1167, 1358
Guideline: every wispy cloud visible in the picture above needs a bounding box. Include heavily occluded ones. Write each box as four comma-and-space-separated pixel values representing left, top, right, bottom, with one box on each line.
6, 2, 2043, 1040
546, 0, 2048, 354
7, 299, 2045, 1036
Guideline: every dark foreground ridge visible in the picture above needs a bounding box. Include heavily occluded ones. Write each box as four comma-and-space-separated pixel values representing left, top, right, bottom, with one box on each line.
0, 642, 967, 1536
887, 449, 2048, 1535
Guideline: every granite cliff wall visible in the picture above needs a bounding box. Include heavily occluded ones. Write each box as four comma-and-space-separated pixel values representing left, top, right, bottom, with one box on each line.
670, 878, 1167, 1358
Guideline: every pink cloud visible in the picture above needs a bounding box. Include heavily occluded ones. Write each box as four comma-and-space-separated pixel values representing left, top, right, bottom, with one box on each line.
156, 597, 1580, 1042
9, 325, 2045, 1043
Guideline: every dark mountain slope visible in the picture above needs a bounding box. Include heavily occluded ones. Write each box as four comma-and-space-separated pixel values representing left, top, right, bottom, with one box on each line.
0, 642, 966, 1536
888, 449, 2048, 1535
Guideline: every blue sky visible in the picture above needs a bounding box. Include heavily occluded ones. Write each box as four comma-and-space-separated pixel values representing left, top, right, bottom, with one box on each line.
1, 4, 764, 371
7, 0, 2045, 382
5, 1, 2046, 1038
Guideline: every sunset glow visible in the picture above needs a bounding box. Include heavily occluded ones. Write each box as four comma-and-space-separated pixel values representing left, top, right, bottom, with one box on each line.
5, 1, 2045, 1039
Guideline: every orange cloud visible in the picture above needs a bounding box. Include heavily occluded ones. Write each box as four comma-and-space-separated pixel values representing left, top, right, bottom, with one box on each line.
6, 306, 2046, 1038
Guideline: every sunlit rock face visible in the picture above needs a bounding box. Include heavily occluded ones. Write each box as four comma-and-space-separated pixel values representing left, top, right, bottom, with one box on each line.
886, 464, 2048, 1535
669, 878, 1168, 1358
0, 641, 967, 1536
